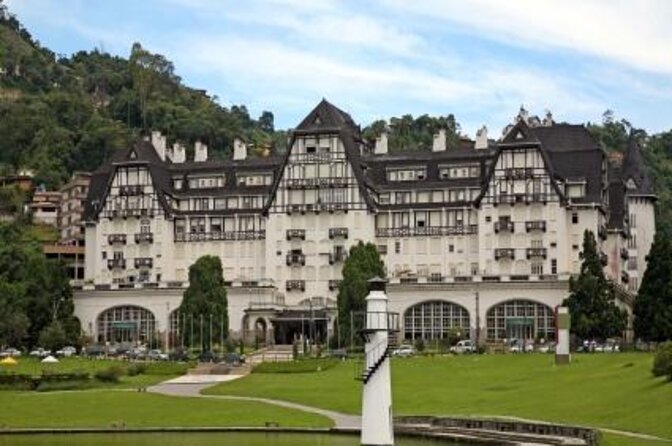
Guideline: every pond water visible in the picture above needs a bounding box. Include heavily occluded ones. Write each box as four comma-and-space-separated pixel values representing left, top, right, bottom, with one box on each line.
0, 432, 463, 446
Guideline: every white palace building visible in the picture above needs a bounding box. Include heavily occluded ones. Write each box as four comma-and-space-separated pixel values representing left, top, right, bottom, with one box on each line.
74, 100, 655, 347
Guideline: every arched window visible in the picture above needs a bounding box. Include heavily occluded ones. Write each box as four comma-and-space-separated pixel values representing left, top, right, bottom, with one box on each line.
96, 305, 156, 344
403, 300, 470, 341
486, 299, 555, 341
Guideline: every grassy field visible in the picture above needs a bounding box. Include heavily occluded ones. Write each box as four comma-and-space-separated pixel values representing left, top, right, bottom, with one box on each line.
204, 353, 672, 442
0, 391, 332, 428
0, 357, 183, 389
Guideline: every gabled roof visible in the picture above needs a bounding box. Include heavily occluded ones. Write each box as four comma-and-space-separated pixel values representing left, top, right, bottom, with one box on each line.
264, 100, 374, 212
295, 99, 358, 134
622, 137, 655, 197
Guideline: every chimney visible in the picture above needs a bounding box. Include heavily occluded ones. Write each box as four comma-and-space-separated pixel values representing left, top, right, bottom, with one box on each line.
194, 141, 208, 162
374, 132, 388, 154
432, 129, 446, 152
543, 110, 554, 127
172, 142, 186, 163
475, 126, 488, 150
151, 131, 167, 161
516, 105, 529, 124
233, 138, 247, 161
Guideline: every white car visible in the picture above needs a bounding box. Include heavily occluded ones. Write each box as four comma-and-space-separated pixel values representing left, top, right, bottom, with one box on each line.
0, 348, 22, 358
392, 345, 416, 357
56, 346, 77, 357
450, 340, 476, 354
29, 348, 51, 358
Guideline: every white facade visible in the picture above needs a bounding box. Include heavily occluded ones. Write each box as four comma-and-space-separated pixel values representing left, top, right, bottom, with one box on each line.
74, 101, 655, 347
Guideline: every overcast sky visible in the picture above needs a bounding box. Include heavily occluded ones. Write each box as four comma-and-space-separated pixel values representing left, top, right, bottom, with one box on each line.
6, 0, 672, 136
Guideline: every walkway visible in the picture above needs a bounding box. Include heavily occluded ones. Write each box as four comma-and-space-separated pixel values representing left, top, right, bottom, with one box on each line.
147, 382, 361, 429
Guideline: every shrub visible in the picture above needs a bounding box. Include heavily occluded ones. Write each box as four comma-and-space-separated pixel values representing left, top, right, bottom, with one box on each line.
253, 358, 338, 374
142, 361, 189, 375
36, 380, 93, 392
127, 363, 147, 376
414, 338, 426, 353
652, 341, 672, 380
95, 365, 125, 383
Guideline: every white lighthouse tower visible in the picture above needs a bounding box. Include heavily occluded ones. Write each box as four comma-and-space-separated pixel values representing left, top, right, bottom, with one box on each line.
360, 277, 397, 446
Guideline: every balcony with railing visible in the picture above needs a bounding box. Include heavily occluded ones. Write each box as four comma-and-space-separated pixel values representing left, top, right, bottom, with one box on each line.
621, 271, 629, 284
600, 251, 608, 266
503, 167, 534, 180
598, 225, 608, 240
329, 227, 349, 239
107, 258, 126, 270
526, 247, 547, 259
286, 252, 306, 266
494, 248, 515, 260
329, 250, 347, 265
134, 257, 153, 269
119, 185, 143, 196
108, 234, 127, 245
286, 177, 348, 189
286, 280, 306, 292
134, 232, 154, 244
286, 229, 306, 240
620, 247, 629, 260
494, 219, 514, 233
328, 279, 342, 291
375, 225, 478, 237
175, 230, 266, 242
525, 220, 547, 232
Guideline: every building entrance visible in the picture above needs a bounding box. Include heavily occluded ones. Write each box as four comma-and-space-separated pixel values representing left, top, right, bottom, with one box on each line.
272, 310, 329, 345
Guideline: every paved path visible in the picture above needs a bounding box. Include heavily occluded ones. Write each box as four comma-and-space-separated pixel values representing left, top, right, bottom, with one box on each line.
147, 382, 361, 429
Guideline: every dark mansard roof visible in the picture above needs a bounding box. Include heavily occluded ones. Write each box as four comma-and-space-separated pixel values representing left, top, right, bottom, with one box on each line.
84, 100, 648, 223
622, 137, 655, 197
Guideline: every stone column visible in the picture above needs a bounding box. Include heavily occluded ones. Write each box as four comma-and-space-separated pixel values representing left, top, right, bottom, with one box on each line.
555, 307, 571, 365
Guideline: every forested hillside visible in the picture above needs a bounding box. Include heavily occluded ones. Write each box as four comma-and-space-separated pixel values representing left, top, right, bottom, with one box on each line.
0, 2, 283, 189
1, 1, 670, 234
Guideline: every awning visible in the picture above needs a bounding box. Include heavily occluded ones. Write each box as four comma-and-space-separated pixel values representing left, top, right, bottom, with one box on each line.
506, 317, 534, 326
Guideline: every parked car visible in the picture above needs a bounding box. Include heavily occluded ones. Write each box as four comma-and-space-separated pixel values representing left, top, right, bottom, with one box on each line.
199, 350, 220, 363
450, 340, 476, 354
392, 345, 416, 357
0, 347, 22, 358
537, 342, 556, 354
508, 339, 534, 353
29, 348, 51, 358
326, 348, 348, 360
55, 346, 77, 357
84, 345, 106, 357
169, 347, 190, 362
222, 352, 245, 365
147, 349, 169, 361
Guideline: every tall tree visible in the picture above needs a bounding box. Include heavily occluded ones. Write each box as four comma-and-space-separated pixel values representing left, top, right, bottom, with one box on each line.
634, 233, 672, 341
0, 221, 80, 348
178, 255, 228, 352
563, 230, 627, 340
337, 242, 385, 348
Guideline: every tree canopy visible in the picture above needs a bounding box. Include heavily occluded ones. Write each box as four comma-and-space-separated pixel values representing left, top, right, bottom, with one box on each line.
634, 233, 672, 342
0, 4, 282, 189
336, 242, 386, 348
362, 113, 462, 152
178, 255, 228, 352
562, 230, 627, 341
0, 220, 80, 349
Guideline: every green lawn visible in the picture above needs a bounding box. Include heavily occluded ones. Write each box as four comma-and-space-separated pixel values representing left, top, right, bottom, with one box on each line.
0, 391, 332, 428
0, 357, 183, 389
205, 353, 672, 441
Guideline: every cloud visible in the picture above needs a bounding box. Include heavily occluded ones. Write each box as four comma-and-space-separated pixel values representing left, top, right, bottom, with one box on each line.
385, 0, 672, 74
